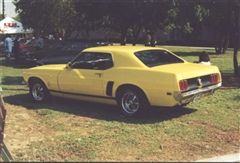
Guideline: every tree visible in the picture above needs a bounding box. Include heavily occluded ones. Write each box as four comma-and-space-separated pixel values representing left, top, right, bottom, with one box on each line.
73, 0, 171, 44
163, 1, 210, 45
232, 2, 240, 76
205, 0, 239, 75
204, 0, 233, 54
14, 0, 209, 45
14, 0, 76, 39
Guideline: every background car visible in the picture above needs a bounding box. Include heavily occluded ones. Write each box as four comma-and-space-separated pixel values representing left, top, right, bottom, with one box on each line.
16, 40, 107, 66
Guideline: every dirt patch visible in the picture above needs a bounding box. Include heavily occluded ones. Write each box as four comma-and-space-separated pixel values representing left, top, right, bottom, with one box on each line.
179, 120, 240, 160
4, 104, 54, 155
187, 120, 239, 145
210, 130, 240, 146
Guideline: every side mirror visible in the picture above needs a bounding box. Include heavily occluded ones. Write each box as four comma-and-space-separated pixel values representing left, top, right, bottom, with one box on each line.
65, 62, 72, 69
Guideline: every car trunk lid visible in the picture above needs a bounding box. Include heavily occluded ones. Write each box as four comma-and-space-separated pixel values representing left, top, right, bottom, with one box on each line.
152, 62, 220, 79
152, 62, 221, 91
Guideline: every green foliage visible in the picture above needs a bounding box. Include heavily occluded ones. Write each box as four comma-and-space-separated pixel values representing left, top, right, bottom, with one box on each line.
14, 0, 208, 40
14, 0, 76, 37
194, 4, 209, 22
183, 22, 193, 34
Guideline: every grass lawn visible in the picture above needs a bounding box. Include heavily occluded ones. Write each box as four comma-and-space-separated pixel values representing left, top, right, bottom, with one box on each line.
0, 46, 239, 161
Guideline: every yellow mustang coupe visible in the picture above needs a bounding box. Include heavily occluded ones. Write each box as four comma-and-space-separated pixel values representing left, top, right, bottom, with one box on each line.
23, 46, 222, 116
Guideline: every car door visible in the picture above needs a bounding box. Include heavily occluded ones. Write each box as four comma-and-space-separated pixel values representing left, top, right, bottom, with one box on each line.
58, 52, 113, 97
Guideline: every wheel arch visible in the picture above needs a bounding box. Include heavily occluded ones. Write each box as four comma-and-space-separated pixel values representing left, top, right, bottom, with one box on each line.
28, 76, 47, 88
115, 84, 150, 104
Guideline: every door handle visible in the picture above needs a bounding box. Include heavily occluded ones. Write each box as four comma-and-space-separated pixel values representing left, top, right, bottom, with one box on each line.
95, 73, 103, 77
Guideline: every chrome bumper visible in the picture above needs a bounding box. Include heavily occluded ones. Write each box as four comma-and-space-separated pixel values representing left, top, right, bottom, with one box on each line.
174, 83, 222, 105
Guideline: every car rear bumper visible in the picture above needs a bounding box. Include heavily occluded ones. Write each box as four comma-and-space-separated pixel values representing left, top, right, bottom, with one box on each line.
174, 83, 222, 105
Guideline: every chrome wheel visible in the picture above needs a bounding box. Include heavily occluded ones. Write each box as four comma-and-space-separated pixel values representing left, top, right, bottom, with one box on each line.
121, 91, 140, 115
31, 83, 45, 101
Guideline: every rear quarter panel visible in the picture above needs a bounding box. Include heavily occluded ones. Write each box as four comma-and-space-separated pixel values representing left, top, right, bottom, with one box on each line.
105, 68, 179, 106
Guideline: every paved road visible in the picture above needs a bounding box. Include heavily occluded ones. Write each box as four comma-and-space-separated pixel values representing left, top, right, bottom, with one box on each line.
196, 153, 240, 162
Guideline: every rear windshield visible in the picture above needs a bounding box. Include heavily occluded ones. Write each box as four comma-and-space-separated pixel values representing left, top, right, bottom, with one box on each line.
135, 50, 184, 67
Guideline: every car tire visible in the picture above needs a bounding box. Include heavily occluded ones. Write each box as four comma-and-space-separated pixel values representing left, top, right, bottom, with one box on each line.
117, 87, 149, 117
29, 79, 50, 102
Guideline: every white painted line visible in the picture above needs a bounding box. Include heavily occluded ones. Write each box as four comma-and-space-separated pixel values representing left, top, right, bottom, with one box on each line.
196, 153, 240, 162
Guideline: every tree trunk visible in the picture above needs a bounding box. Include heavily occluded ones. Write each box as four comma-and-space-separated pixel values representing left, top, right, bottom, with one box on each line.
120, 29, 127, 45
145, 32, 151, 46
222, 35, 229, 54
132, 25, 142, 46
233, 4, 240, 76
120, 25, 128, 45
215, 46, 221, 54
150, 31, 156, 47
215, 34, 228, 55
233, 46, 239, 76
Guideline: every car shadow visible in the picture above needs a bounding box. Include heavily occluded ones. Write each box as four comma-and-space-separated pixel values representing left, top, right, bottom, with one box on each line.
3, 93, 197, 124
0, 59, 35, 69
1, 76, 25, 85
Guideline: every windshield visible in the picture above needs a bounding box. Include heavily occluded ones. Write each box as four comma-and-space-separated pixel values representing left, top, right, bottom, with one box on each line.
135, 50, 184, 67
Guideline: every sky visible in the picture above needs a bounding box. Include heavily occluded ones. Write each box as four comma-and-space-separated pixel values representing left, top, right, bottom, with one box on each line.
2, 0, 17, 18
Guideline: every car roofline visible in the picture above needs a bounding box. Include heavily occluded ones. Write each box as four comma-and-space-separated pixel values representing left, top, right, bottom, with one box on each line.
82, 45, 167, 54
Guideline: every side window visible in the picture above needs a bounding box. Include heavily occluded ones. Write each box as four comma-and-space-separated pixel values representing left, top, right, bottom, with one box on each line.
71, 52, 113, 70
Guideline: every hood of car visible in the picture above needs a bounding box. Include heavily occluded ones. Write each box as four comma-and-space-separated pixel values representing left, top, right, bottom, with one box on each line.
30, 64, 67, 70
152, 62, 220, 79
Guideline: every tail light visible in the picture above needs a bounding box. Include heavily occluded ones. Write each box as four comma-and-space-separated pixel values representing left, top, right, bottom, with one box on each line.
210, 73, 220, 84
179, 80, 188, 91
